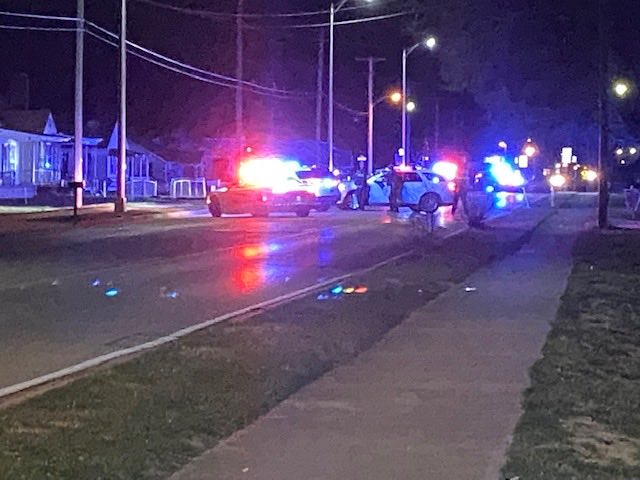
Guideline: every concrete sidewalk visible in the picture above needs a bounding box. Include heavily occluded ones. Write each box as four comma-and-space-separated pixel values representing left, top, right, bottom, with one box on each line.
169, 206, 592, 480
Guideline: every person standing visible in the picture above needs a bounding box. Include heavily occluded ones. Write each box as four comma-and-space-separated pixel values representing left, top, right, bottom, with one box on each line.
452, 159, 469, 216
388, 166, 403, 213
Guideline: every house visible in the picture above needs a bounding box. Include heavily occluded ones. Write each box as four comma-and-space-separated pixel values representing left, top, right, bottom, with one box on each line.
63, 123, 181, 198
0, 109, 70, 199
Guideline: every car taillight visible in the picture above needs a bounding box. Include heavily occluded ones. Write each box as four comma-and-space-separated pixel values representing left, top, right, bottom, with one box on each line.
447, 181, 457, 192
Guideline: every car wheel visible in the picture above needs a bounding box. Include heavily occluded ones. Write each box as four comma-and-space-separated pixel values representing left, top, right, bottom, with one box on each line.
295, 208, 311, 217
208, 198, 222, 217
418, 192, 441, 214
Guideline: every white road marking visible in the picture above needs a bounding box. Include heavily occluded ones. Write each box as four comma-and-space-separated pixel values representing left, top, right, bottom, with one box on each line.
0, 250, 416, 400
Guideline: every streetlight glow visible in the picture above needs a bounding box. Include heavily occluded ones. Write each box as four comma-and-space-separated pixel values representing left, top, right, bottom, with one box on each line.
613, 80, 631, 98
630, 147, 638, 155
616, 147, 624, 156
406, 101, 416, 112
390, 91, 402, 103
425, 36, 437, 50
524, 145, 536, 157
498, 141, 507, 151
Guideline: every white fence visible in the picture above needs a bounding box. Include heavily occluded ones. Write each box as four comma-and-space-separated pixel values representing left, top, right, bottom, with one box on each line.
170, 178, 206, 199
127, 179, 158, 199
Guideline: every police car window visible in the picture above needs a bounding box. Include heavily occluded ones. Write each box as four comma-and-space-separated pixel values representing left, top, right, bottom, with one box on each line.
402, 172, 421, 182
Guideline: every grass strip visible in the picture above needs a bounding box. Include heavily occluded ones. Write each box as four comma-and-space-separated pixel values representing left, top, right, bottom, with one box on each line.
1, 207, 548, 480
503, 229, 640, 479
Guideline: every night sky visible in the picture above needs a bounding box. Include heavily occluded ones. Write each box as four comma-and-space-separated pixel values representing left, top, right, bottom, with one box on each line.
1, 0, 639, 164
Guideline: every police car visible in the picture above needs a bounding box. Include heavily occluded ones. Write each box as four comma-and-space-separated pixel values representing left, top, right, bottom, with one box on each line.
206, 181, 316, 218
340, 166, 456, 213
296, 167, 340, 211
206, 158, 317, 218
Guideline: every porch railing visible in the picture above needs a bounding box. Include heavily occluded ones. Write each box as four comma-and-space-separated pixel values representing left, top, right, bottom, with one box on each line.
0, 171, 16, 186
170, 178, 206, 199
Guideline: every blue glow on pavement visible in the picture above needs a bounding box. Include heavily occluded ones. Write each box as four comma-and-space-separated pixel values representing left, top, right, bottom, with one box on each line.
105, 288, 119, 297
331, 285, 344, 295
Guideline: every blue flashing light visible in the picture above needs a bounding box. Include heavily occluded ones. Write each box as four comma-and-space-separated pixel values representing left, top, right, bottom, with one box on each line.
485, 185, 495, 193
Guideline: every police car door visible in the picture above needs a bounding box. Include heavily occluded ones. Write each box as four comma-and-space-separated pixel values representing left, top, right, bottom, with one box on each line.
400, 171, 425, 205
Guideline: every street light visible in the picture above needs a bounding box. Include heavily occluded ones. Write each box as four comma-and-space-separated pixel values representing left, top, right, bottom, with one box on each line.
389, 91, 402, 104
402, 35, 436, 166
630, 147, 638, 155
328, 0, 375, 172
406, 100, 416, 112
524, 145, 536, 157
616, 147, 624, 156
498, 141, 508, 153
613, 79, 632, 98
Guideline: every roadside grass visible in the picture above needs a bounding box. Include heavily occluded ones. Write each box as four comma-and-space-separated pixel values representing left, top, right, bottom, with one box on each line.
502, 229, 640, 480
0, 207, 548, 480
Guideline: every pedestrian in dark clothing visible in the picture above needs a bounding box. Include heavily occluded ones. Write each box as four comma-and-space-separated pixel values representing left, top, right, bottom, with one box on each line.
389, 167, 403, 212
452, 161, 469, 216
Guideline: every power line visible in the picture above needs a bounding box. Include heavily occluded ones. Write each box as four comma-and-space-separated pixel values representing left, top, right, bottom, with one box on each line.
131, 0, 376, 19
85, 20, 309, 97
261, 11, 411, 29
0, 10, 77, 22
85, 28, 313, 100
0, 9, 315, 99
0, 24, 76, 32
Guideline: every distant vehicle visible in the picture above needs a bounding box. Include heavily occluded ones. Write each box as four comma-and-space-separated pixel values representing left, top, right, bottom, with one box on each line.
296, 168, 340, 211
206, 180, 316, 218
340, 167, 455, 213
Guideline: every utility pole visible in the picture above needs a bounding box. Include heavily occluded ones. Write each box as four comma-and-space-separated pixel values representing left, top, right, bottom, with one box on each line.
597, 0, 609, 228
315, 29, 325, 161
73, 0, 84, 214
356, 56, 385, 176
434, 95, 440, 152
236, 0, 244, 150
115, 0, 127, 213
327, 3, 336, 172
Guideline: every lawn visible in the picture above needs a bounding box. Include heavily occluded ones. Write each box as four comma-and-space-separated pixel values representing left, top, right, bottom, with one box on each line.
503, 229, 640, 479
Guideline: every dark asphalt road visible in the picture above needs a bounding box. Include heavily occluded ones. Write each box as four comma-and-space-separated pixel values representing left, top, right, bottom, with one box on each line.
0, 199, 530, 391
